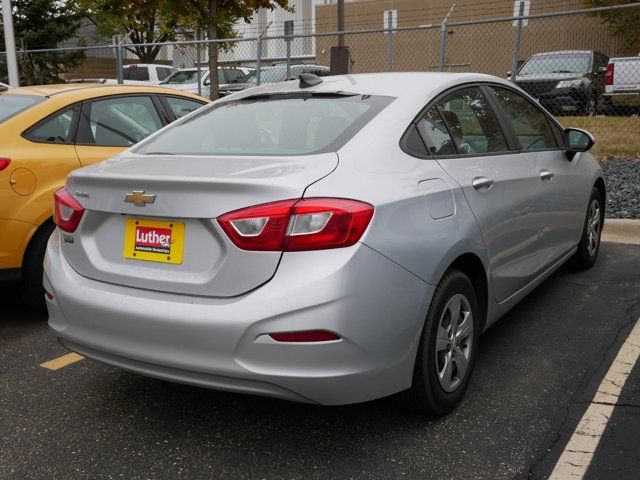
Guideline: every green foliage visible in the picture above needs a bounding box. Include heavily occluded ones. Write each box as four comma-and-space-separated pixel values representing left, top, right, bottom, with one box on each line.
0, 0, 86, 85
584, 0, 640, 55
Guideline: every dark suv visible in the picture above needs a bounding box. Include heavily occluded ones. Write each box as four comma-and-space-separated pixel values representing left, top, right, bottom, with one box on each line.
513, 50, 609, 115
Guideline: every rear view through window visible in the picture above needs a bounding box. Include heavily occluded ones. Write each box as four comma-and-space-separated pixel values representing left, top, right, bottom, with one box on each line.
137, 94, 393, 156
0, 95, 42, 124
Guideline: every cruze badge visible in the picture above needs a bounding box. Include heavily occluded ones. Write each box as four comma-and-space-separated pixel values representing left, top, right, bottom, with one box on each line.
124, 190, 156, 206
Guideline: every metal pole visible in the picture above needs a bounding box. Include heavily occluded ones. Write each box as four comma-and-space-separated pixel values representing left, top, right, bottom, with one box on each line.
439, 24, 447, 72
337, 0, 345, 47
386, 10, 393, 72
195, 29, 202, 96
286, 37, 291, 80
2, 0, 19, 87
113, 35, 123, 84
255, 37, 262, 86
511, 2, 525, 82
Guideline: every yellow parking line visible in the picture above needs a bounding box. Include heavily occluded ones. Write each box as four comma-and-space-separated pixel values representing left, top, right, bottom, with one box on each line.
40, 352, 85, 371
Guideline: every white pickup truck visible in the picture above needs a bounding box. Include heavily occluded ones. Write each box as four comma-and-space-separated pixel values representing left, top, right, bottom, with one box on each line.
106, 64, 176, 85
604, 56, 640, 109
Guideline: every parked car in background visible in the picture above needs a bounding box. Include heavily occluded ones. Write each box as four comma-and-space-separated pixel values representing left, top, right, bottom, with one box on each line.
513, 50, 609, 115
0, 84, 207, 310
220, 64, 330, 96
161, 67, 250, 98
0, 82, 9, 91
106, 64, 176, 85
45, 73, 604, 415
604, 55, 640, 112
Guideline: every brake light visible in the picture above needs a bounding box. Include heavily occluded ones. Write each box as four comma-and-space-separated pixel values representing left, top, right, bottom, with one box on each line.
53, 188, 85, 233
0, 158, 10, 171
218, 198, 374, 251
605, 63, 614, 86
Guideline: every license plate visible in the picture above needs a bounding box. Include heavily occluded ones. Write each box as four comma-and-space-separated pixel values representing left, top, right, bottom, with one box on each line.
123, 218, 185, 264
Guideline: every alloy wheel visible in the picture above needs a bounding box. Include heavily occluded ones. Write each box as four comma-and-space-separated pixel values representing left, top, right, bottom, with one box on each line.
435, 293, 474, 393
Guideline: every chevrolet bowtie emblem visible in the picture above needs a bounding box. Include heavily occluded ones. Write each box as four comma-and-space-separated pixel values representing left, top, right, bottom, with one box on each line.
124, 190, 156, 206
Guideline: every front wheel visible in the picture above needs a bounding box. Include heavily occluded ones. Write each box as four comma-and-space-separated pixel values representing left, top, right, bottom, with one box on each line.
571, 187, 604, 270
397, 270, 480, 415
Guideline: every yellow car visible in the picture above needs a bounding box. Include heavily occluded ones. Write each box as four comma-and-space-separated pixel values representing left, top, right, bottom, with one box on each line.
0, 84, 208, 309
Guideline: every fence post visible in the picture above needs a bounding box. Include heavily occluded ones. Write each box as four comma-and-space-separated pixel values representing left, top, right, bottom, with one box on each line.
438, 24, 447, 72
285, 20, 294, 80
2, 0, 20, 87
386, 10, 393, 72
256, 37, 262, 86
195, 29, 202, 96
510, 2, 525, 82
113, 35, 124, 84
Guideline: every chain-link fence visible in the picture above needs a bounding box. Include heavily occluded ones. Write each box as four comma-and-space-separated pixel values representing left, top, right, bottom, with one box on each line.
2, 3, 639, 155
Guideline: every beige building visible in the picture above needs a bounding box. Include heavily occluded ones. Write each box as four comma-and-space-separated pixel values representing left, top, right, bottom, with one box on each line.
314, 0, 626, 76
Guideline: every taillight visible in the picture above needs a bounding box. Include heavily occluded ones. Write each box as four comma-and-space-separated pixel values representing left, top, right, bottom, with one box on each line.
53, 188, 85, 233
605, 63, 614, 86
0, 158, 11, 171
218, 198, 374, 252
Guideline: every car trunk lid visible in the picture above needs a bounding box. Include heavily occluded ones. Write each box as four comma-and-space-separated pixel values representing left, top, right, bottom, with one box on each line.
62, 153, 337, 297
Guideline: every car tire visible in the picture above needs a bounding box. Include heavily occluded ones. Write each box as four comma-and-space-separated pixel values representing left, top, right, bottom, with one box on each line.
570, 187, 604, 270
21, 220, 55, 312
397, 269, 480, 415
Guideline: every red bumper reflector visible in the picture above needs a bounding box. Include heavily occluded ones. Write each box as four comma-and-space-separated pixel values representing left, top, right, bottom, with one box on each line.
269, 330, 341, 343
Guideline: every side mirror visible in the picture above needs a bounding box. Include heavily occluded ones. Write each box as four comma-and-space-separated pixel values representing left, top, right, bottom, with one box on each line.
564, 128, 594, 159
506, 71, 512, 78
597, 66, 607, 75
203, 78, 210, 86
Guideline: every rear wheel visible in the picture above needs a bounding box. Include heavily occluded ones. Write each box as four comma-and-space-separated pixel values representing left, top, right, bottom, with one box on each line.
21, 220, 55, 312
571, 187, 604, 270
397, 270, 480, 415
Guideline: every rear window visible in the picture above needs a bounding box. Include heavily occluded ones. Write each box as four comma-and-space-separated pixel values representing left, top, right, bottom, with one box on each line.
123, 66, 150, 81
0, 94, 42, 124
136, 94, 393, 156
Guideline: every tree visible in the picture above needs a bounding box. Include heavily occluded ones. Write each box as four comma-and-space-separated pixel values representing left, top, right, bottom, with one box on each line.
584, 0, 640, 55
0, 0, 85, 85
174, 0, 291, 100
79, 0, 236, 64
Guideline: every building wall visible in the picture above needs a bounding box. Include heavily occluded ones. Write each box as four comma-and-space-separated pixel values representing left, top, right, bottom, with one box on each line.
314, 0, 626, 75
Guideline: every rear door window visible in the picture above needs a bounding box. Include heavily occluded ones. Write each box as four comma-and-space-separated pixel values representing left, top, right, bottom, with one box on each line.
163, 96, 205, 119
416, 107, 457, 156
435, 87, 509, 154
77, 96, 163, 146
23, 105, 79, 143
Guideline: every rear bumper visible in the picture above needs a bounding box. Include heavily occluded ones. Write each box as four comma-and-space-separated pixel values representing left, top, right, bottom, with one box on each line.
45, 231, 433, 405
604, 92, 640, 107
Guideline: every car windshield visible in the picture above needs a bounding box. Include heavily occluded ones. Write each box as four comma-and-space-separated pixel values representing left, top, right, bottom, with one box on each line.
162, 70, 204, 84
136, 93, 393, 156
519, 54, 591, 75
0, 94, 42, 124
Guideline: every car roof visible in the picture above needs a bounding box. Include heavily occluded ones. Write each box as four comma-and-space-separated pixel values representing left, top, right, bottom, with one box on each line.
229, 72, 511, 100
5, 84, 207, 102
531, 50, 593, 56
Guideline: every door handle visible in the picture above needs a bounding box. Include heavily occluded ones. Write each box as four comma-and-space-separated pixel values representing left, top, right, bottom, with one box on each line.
472, 176, 494, 191
539, 170, 554, 182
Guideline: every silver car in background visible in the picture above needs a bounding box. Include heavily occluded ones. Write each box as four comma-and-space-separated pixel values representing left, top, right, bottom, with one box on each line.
45, 73, 604, 414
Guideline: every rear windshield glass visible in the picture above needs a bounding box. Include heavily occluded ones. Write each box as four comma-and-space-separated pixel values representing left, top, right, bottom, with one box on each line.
136, 94, 393, 156
123, 66, 150, 81
0, 94, 42, 124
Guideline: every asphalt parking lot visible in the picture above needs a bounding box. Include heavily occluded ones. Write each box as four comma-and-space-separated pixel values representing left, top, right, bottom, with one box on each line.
1, 242, 639, 480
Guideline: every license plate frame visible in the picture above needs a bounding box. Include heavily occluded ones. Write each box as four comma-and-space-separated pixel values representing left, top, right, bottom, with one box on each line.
123, 218, 185, 264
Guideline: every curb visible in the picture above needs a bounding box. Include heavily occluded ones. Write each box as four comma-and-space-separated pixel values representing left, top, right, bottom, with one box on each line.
603, 219, 640, 245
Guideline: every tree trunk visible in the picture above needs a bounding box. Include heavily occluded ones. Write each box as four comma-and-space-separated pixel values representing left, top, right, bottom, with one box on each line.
207, 0, 219, 100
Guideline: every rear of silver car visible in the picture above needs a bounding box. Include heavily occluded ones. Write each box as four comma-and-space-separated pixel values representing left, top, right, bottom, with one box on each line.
44, 92, 434, 404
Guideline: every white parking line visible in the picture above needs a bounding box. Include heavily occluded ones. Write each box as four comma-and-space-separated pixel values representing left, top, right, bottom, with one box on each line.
549, 316, 640, 480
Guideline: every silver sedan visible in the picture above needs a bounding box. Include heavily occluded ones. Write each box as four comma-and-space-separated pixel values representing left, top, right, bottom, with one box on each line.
45, 73, 605, 414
